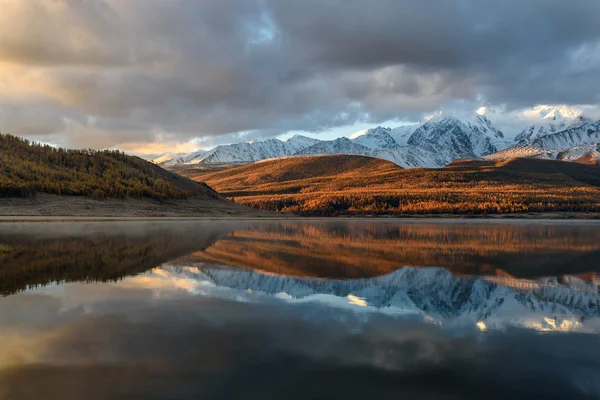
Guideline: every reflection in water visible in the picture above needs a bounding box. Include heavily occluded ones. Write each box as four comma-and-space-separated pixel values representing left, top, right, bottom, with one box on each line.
135, 265, 600, 332
1, 278, 600, 399
2, 221, 600, 296
185, 221, 600, 279
0, 221, 251, 295
1, 220, 600, 399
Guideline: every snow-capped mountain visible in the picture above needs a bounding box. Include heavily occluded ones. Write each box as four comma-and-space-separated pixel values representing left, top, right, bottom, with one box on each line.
155, 265, 600, 332
296, 137, 374, 156
557, 144, 600, 164
151, 152, 189, 166
408, 117, 497, 159
154, 135, 320, 165
153, 104, 600, 169
530, 120, 600, 150
389, 124, 418, 146
476, 104, 590, 143
484, 145, 555, 161
373, 146, 442, 168
181, 149, 208, 164
197, 135, 322, 164
486, 120, 600, 162
293, 122, 492, 168
351, 127, 401, 149
514, 116, 592, 143
419, 108, 506, 151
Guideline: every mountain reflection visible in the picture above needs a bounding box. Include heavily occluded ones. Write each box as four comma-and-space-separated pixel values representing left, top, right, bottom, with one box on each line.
2, 221, 600, 296
2, 221, 600, 399
182, 221, 600, 279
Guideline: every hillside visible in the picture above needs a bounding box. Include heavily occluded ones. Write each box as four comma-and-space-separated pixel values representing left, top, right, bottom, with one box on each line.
181, 154, 600, 216
0, 133, 265, 217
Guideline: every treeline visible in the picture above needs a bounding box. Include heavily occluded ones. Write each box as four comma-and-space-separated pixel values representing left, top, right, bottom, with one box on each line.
190, 155, 600, 216
235, 190, 600, 216
0, 133, 190, 200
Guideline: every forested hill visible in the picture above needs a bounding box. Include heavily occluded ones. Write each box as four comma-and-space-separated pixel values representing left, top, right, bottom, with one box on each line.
0, 133, 206, 200
182, 154, 600, 216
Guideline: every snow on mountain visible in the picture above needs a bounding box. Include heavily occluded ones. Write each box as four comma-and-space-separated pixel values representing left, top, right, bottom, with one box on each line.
373, 147, 442, 168
475, 104, 591, 145
285, 134, 321, 151
486, 120, 600, 162
351, 126, 400, 149
158, 265, 600, 332
152, 104, 599, 168
155, 117, 498, 169
347, 129, 368, 140
557, 144, 600, 163
178, 149, 205, 164
408, 117, 497, 160
422, 109, 505, 147
296, 137, 375, 156
174, 135, 320, 165
296, 135, 443, 168
296, 118, 498, 168
484, 145, 555, 161
531, 120, 600, 150
515, 115, 593, 144
389, 124, 418, 146
152, 152, 188, 165
469, 114, 505, 144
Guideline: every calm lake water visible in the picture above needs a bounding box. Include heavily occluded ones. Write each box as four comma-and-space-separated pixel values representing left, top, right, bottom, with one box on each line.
1, 220, 600, 399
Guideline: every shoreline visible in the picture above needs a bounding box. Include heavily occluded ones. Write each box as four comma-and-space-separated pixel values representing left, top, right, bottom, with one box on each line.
2, 213, 600, 223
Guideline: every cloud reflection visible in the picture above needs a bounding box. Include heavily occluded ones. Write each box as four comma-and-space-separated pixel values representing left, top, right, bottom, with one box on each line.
0, 285, 599, 400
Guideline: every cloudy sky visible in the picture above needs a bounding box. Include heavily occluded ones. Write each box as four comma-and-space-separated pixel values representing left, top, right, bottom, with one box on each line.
1, 0, 600, 157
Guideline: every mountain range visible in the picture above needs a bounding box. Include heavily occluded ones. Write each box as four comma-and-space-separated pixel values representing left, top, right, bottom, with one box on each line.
153, 105, 600, 168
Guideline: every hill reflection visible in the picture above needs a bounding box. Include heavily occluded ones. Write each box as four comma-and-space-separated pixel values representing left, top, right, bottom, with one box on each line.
183, 222, 600, 279
1, 221, 600, 296
0, 221, 249, 295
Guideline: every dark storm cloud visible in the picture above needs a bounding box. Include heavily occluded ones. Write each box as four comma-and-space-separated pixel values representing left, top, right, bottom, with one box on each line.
0, 0, 599, 152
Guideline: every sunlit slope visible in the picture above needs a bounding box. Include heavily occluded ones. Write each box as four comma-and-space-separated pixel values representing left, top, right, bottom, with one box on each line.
183, 154, 401, 194
182, 155, 600, 215
0, 133, 216, 200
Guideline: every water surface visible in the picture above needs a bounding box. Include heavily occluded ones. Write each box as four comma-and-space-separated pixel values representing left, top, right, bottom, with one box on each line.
1, 220, 599, 399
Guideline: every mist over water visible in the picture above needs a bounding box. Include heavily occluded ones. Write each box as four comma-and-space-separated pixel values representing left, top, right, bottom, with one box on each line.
1, 220, 599, 399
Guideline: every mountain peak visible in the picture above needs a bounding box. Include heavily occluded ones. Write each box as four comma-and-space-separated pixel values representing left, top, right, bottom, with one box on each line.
535, 105, 582, 120
351, 126, 398, 149
286, 134, 311, 142
409, 115, 497, 158
367, 126, 392, 133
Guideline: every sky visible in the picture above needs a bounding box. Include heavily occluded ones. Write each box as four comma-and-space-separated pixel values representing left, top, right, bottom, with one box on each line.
1, 0, 600, 158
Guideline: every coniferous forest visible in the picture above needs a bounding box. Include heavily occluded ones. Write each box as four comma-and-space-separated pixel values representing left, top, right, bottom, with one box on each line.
182, 155, 600, 216
0, 133, 191, 200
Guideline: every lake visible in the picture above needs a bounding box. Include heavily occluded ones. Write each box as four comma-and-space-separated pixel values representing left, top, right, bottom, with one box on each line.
1, 220, 599, 399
